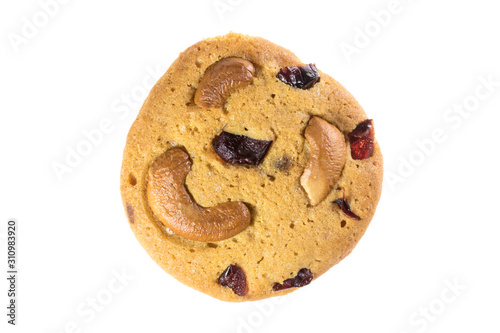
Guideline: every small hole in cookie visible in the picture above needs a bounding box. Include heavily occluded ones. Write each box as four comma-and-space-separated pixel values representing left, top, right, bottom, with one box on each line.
289, 222, 295, 229
128, 173, 137, 186
171, 88, 175, 92
195, 59, 202, 68
232, 238, 238, 243
294, 252, 299, 256
267, 175, 276, 182
271, 94, 276, 98
189, 249, 195, 253
207, 243, 218, 248
341, 220, 346, 228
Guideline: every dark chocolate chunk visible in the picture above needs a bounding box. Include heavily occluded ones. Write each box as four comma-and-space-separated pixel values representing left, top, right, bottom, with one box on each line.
213, 131, 272, 166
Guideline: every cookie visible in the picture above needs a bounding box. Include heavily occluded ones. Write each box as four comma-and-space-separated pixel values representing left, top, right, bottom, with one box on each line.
120, 33, 383, 302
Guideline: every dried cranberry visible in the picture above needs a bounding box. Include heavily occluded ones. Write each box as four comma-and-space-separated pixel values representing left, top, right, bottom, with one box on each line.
348, 119, 375, 160
272, 268, 313, 291
213, 131, 272, 166
218, 264, 248, 296
277, 64, 320, 89
333, 190, 361, 221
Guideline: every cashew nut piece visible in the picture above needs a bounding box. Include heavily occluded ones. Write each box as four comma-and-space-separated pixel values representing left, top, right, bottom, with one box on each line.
147, 148, 251, 242
300, 117, 347, 206
194, 57, 255, 108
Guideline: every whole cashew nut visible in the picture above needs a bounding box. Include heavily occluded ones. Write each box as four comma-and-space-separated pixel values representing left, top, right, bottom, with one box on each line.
147, 148, 251, 242
300, 117, 347, 206
194, 57, 255, 108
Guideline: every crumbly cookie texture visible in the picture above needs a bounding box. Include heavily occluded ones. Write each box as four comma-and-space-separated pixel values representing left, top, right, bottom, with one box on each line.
120, 32, 383, 302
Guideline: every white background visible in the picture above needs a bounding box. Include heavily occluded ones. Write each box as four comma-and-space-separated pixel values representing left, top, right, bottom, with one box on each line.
1, 0, 499, 332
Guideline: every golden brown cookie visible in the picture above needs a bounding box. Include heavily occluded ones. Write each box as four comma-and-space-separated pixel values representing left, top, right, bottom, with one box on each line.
120, 32, 383, 302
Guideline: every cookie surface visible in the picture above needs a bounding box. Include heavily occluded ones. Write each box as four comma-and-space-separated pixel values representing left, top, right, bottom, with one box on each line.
120, 33, 383, 301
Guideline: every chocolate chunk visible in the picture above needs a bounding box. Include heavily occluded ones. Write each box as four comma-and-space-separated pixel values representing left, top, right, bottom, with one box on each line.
272, 268, 313, 291
218, 264, 248, 296
213, 131, 272, 166
277, 64, 320, 89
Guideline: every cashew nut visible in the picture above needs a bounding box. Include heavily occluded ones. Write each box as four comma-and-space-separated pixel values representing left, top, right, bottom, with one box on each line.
147, 148, 251, 242
300, 117, 347, 206
194, 57, 255, 108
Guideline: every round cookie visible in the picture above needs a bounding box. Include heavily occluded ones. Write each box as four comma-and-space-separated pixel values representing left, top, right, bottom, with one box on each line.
120, 33, 383, 302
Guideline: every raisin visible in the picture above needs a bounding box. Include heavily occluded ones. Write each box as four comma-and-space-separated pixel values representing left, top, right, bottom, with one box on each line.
213, 131, 273, 166
333, 189, 361, 221
277, 64, 320, 89
272, 268, 313, 291
348, 119, 375, 160
218, 264, 248, 296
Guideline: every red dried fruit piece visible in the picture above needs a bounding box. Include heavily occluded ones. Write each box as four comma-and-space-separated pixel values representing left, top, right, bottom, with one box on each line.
333, 189, 361, 221
272, 268, 313, 292
218, 264, 248, 296
277, 64, 320, 89
348, 119, 375, 160
213, 131, 272, 166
